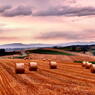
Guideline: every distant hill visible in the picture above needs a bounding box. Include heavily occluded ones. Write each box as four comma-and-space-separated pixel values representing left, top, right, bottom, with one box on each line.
56, 42, 95, 47
0, 42, 95, 49
0, 43, 54, 49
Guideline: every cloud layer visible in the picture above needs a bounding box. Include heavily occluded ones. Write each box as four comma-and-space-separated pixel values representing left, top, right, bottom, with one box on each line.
3, 6, 32, 17
0, 37, 18, 41
0, 5, 11, 13
34, 6, 95, 17
0, 0, 95, 17
0, 0, 95, 44
35, 30, 95, 41
0, 5, 32, 17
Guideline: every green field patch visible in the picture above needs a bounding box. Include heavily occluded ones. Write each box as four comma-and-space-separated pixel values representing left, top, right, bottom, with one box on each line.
13, 55, 27, 59
74, 61, 95, 64
27, 49, 73, 55
74, 61, 82, 63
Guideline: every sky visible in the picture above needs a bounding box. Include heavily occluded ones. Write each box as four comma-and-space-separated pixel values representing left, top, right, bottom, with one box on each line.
0, 0, 95, 44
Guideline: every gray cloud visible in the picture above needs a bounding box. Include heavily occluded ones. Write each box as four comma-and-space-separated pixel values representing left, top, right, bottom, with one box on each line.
0, 5, 11, 13
35, 31, 81, 40
35, 30, 95, 40
0, 1, 94, 17
34, 6, 95, 17
3, 5, 32, 17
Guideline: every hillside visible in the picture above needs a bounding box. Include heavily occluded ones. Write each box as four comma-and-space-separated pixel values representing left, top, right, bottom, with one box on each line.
0, 49, 95, 95
0, 43, 53, 49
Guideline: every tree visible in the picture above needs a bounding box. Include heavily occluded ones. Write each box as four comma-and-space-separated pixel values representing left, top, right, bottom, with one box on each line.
0, 49, 6, 56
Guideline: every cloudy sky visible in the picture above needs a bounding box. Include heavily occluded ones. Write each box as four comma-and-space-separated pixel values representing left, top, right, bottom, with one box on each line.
0, 0, 95, 44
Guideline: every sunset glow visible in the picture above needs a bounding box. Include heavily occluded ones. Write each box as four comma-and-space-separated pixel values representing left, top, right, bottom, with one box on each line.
0, 0, 95, 44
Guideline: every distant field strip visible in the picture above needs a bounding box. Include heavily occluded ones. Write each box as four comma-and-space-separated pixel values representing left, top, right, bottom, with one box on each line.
27, 49, 73, 55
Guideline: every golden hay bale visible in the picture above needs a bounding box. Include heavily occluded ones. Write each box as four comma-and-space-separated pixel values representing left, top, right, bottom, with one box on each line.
47, 59, 51, 61
29, 57, 32, 59
49, 61, 57, 69
85, 62, 92, 69
24, 57, 28, 60
43, 59, 46, 61
82, 61, 87, 67
15, 63, 25, 74
91, 64, 95, 73
29, 62, 38, 71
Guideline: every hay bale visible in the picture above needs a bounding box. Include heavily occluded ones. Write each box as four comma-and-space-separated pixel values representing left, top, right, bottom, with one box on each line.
82, 61, 86, 67
47, 59, 51, 61
15, 63, 25, 74
85, 62, 92, 69
49, 61, 57, 69
29, 57, 32, 59
43, 59, 46, 61
29, 62, 38, 71
24, 57, 28, 60
91, 64, 95, 73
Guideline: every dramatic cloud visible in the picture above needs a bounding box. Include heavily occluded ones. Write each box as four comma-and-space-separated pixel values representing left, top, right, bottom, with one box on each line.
34, 6, 95, 17
0, 0, 95, 17
0, 0, 95, 44
3, 5, 32, 17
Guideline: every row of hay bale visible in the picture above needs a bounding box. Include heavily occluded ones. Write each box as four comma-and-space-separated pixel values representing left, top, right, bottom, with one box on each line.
82, 61, 95, 73
15, 61, 57, 74
24, 57, 32, 60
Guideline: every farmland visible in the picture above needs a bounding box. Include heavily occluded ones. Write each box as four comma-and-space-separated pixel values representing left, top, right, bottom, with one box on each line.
0, 48, 95, 95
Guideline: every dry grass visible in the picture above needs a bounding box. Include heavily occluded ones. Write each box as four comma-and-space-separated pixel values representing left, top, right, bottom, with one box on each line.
0, 49, 95, 95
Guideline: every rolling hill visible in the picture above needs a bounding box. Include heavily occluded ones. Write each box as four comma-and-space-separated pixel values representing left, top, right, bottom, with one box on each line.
0, 48, 95, 95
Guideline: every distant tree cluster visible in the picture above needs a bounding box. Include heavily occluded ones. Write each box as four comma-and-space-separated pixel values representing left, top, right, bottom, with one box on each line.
53, 45, 89, 54
0, 49, 20, 56
0, 49, 6, 56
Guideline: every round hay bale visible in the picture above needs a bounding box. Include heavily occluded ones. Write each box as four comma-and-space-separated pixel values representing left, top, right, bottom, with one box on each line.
28, 57, 32, 60
15, 63, 25, 74
85, 62, 92, 69
29, 57, 32, 59
82, 61, 86, 67
49, 61, 57, 69
91, 64, 95, 73
24, 57, 28, 60
47, 59, 51, 61
29, 62, 38, 71
43, 59, 46, 61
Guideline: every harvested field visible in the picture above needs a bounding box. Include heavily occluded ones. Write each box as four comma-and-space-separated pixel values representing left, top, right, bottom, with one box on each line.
0, 49, 95, 95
